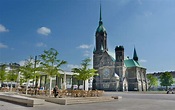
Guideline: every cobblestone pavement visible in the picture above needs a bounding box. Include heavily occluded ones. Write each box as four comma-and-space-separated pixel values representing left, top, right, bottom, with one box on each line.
1, 92, 175, 110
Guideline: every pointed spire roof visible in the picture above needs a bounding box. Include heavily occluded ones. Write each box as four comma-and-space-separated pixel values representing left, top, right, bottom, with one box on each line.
133, 47, 138, 62
96, 3, 106, 33
99, 3, 102, 24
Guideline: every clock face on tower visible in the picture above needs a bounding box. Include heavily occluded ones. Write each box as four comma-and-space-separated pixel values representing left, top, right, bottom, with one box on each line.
103, 68, 110, 78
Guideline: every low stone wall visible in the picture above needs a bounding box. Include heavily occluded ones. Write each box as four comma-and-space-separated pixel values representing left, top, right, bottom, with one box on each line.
45, 97, 115, 105
45, 97, 67, 105
0, 94, 33, 107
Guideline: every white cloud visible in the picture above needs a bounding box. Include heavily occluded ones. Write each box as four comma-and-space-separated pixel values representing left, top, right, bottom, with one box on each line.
67, 64, 80, 69
83, 50, 91, 57
108, 51, 115, 58
36, 42, 47, 47
37, 27, 51, 36
140, 59, 147, 63
19, 58, 41, 67
0, 43, 8, 48
0, 24, 9, 32
62, 64, 80, 71
19, 60, 25, 66
78, 44, 93, 49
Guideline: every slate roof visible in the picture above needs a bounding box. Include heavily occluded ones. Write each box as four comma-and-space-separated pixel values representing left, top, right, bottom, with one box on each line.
104, 49, 144, 68
124, 59, 143, 68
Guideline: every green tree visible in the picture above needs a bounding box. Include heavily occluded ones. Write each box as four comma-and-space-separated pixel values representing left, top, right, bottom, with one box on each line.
160, 72, 174, 91
0, 64, 7, 87
6, 69, 18, 92
147, 74, 158, 90
40, 48, 67, 96
20, 57, 36, 95
72, 58, 97, 90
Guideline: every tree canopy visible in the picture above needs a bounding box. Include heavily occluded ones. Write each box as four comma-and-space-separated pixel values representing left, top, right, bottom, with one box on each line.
159, 72, 174, 90
40, 48, 67, 77
19, 57, 37, 94
20, 57, 36, 81
72, 58, 97, 90
0, 64, 7, 83
147, 74, 158, 90
40, 48, 67, 95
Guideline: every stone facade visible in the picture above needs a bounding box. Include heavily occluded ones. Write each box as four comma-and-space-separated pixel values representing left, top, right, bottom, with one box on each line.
92, 6, 148, 91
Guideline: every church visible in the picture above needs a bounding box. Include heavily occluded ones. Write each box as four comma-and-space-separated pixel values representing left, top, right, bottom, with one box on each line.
92, 6, 148, 91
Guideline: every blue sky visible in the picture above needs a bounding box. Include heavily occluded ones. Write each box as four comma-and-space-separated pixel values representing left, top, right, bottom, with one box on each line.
0, 0, 175, 73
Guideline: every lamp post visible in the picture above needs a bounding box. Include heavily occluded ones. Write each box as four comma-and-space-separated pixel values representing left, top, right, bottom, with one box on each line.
34, 56, 37, 95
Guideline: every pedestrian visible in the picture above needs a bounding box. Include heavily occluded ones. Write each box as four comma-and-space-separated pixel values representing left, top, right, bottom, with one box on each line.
53, 85, 59, 98
167, 88, 170, 94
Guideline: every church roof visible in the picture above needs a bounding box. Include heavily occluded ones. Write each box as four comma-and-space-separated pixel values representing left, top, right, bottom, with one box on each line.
124, 59, 143, 68
109, 55, 115, 61
133, 47, 138, 61
96, 24, 106, 33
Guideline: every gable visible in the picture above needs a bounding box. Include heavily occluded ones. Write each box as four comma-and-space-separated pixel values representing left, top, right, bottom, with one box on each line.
99, 51, 114, 66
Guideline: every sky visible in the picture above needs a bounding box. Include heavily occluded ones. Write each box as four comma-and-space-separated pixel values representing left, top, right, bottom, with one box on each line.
0, 0, 175, 73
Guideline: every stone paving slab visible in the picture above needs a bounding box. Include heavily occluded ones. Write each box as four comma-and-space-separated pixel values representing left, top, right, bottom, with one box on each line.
1, 92, 175, 110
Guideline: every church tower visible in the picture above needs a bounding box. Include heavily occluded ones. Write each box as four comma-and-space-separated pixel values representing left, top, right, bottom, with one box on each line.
115, 46, 124, 66
93, 4, 107, 69
94, 4, 107, 53
115, 46, 126, 91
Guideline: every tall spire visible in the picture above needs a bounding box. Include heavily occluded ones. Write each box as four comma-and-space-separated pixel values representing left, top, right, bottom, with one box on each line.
95, 2, 107, 52
133, 47, 138, 62
99, 3, 103, 25
100, 3, 102, 22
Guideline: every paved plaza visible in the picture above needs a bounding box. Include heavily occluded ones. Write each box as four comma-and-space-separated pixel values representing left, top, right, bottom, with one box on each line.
0, 92, 175, 110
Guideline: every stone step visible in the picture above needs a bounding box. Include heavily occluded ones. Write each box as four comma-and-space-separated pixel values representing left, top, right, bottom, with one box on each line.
66, 97, 114, 105
0, 93, 45, 107
45, 97, 115, 105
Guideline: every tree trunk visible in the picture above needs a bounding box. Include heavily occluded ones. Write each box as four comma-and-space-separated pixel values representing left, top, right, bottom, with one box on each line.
10, 82, 13, 92
84, 79, 89, 91
83, 80, 85, 90
35, 76, 38, 95
0, 81, 2, 88
63, 72, 66, 90
26, 79, 29, 95
78, 80, 80, 90
166, 86, 168, 91
71, 76, 73, 90
148, 85, 151, 91
49, 76, 52, 96
44, 75, 47, 90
